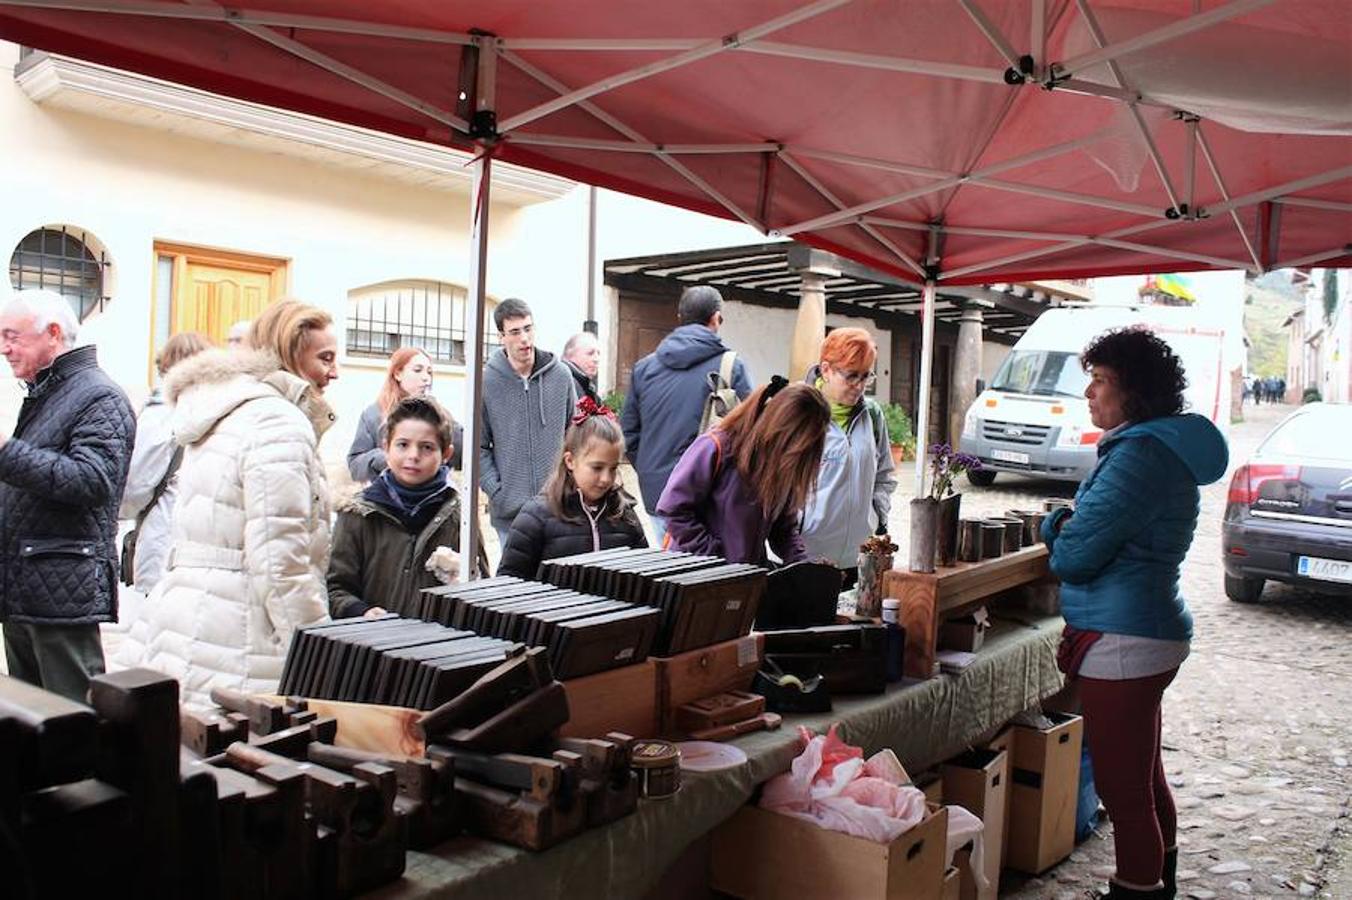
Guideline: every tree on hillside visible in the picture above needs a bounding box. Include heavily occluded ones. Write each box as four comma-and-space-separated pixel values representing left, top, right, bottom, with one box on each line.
1325, 269, 1340, 323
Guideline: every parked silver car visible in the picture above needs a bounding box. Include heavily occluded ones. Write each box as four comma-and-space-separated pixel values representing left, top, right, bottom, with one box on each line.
1222, 403, 1352, 602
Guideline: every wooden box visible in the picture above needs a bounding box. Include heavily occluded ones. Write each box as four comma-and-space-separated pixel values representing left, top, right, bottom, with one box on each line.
711, 802, 948, 900
941, 748, 1008, 900
652, 634, 762, 735
560, 659, 658, 739
1002, 713, 1083, 874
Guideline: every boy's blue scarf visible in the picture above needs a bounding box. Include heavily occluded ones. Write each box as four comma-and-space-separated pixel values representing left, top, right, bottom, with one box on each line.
364, 466, 452, 532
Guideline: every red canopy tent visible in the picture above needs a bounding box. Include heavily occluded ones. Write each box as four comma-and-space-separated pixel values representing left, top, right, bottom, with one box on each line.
3, 0, 1348, 568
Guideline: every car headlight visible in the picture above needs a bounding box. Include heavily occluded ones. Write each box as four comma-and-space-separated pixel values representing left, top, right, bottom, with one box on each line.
1057, 425, 1102, 447
962, 410, 978, 439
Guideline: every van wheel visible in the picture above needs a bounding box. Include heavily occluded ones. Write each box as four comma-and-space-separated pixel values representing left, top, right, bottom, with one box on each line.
967, 469, 997, 487
1224, 573, 1264, 603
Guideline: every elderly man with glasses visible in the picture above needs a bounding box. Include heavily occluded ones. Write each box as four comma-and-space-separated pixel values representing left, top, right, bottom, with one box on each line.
799, 327, 896, 584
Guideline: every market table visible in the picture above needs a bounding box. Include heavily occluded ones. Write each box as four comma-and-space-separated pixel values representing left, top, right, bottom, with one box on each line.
376, 610, 1065, 900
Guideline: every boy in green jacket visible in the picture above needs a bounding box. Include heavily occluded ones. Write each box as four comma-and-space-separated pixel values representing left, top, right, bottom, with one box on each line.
328, 396, 474, 618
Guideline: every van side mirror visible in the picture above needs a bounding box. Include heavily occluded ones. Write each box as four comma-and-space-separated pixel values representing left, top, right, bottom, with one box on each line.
975, 378, 986, 394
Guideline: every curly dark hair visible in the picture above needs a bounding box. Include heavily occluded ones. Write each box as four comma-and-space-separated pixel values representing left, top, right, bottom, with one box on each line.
1081, 327, 1188, 422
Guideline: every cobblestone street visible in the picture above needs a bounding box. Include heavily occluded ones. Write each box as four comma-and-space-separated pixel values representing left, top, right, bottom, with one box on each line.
898, 402, 1352, 900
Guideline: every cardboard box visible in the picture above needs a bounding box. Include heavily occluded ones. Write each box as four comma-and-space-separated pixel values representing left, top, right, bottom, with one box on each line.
941, 749, 1008, 900
652, 634, 763, 735
711, 803, 949, 900
1003, 713, 1083, 874
942, 865, 960, 900
984, 726, 1015, 863
914, 770, 944, 806
938, 614, 985, 653
560, 659, 657, 739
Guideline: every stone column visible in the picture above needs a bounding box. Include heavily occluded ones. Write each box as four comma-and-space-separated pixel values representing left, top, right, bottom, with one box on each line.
949, 303, 984, 447
789, 272, 828, 382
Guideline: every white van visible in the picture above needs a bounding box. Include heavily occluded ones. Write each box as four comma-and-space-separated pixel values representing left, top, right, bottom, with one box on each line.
958, 304, 1228, 485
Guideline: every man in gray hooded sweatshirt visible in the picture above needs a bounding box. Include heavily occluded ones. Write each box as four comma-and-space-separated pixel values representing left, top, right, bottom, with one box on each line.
480, 298, 577, 549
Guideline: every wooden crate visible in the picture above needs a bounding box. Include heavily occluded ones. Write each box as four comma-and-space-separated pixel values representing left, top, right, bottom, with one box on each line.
560, 659, 658, 739
882, 546, 1051, 679
941, 748, 1008, 900
652, 634, 763, 735
1004, 713, 1083, 875
711, 803, 949, 900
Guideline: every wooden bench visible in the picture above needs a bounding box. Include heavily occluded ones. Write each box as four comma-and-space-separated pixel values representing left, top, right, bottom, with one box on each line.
881, 545, 1053, 679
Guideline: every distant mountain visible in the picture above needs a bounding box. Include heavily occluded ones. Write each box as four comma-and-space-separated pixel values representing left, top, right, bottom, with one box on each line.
1244, 276, 1304, 378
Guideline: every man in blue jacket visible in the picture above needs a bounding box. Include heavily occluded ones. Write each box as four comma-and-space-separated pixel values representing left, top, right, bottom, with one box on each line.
622, 286, 752, 543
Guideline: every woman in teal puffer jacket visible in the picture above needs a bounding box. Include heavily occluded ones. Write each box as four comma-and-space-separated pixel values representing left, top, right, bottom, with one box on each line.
1041, 328, 1228, 900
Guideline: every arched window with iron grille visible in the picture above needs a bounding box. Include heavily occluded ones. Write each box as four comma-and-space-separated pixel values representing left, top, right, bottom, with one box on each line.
8, 226, 110, 322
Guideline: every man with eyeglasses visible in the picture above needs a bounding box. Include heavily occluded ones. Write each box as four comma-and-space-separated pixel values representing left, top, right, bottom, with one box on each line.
622, 285, 752, 544
480, 297, 578, 552
799, 328, 896, 583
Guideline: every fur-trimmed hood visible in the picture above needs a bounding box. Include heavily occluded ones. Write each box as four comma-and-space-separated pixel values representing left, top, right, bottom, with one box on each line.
167, 348, 335, 444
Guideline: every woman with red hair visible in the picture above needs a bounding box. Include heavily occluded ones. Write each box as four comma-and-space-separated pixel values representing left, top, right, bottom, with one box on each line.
347, 347, 462, 482
800, 328, 896, 581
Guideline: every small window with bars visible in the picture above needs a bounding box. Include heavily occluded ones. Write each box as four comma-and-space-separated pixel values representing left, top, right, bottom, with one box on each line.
346, 279, 498, 365
9, 226, 110, 322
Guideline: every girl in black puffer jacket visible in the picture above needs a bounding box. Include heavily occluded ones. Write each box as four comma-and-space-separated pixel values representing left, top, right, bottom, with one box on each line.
498, 399, 647, 579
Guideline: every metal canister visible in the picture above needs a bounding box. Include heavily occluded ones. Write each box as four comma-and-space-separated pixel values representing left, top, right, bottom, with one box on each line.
957, 519, 984, 563
1007, 509, 1047, 546
1042, 498, 1073, 513
979, 521, 1007, 559
987, 516, 1024, 552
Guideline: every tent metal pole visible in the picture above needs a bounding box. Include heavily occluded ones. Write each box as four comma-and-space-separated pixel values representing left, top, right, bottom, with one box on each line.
1205, 165, 1352, 217
972, 178, 1162, 218
502, 37, 703, 51
1054, 0, 1278, 78
908, 229, 940, 497
459, 37, 497, 582
739, 41, 1004, 83
0, 0, 476, 43
1276, 197, 1352, 214
232, 22, 470, 133
1073, 0, 1182, 214
781, 130, 1112, 234
1031, 0, 1046, 77
1195, 120, 1261, 270
498, 48, 764, 230
1274, 246, 1352, 270
778, 151, 929, 279
507, 134, 780, 154
1184, 117, 1198, 217
865, 218, 1084, 242
497, 0, 853, 134
956, 0, 1022, 69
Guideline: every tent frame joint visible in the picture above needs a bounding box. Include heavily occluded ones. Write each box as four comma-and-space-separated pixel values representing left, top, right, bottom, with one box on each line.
1003, 54, 1035, 85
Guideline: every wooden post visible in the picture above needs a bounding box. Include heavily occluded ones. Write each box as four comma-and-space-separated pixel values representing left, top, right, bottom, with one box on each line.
789, 271, 828, 382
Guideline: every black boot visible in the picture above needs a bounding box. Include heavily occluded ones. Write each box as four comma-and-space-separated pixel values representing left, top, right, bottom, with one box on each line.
1162, 846, 1178, 899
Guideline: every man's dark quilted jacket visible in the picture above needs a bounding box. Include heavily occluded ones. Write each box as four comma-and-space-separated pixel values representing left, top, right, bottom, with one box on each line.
0, 346, 136, 625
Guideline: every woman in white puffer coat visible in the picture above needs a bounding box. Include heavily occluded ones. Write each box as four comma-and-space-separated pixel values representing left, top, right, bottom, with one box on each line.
121, 300, 339, 707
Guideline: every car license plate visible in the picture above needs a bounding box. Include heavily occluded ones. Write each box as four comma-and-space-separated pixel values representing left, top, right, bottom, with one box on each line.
1296, 555, 1352, 584
992, 449, 1030, 465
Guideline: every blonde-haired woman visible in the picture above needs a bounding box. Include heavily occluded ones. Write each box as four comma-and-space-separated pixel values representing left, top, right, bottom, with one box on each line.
347, 347, 462, 482
122, 300, 339, 707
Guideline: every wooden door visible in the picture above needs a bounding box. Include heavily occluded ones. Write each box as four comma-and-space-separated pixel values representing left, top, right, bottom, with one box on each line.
616, 291, 679, 394
154, 242, 289, 349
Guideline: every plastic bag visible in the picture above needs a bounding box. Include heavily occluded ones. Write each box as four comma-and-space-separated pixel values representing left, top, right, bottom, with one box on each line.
760, 725, 926, 844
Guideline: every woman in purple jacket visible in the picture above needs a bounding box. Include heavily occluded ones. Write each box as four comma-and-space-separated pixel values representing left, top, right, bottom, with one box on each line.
657, 378, 830, 565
